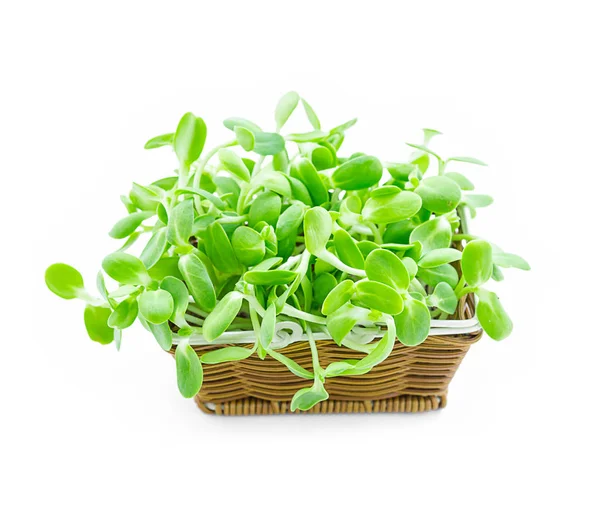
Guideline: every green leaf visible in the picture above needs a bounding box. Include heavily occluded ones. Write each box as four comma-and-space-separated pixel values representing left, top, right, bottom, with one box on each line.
260, 303, 277, 349
272, 150, 289, 172
109, 211, 154, 239
174, 112, 207, 167
386, 162, 416, 181
447, 156, 487, 166
108, 296, 139, 329
463, 194, 493, 210
252, 169, 291, 197
84, 305, 114, 344
445, 172, 474, 191
249, 191, 282, 228
178, 253, 216, 312
326, 303, 370, 345
202, 291, 243, 342
234, 126, 255, 151
362, 190, 422, 224
321, 280, 355, 315
428, 282, 458, 314
138, 289, 174, 325
394, 297, 430, 346
355, 281, 404, 315
102, 253, 150, 286
302, 99, 321, 130
415, 176, 462, 214
417, 263, 459, 288
200, 346, 254, 364
223, 117, 262, 133
148, 321, 173, 350
409, 216, 452, 253
476, 289, 513, 341
244, 270, 296, 286
365, 249, 410, 292
493, 251, 530, 271
167, 199, 193, 247
232, 226, 266, 267
333, 230, 364, 269
144, 133, 174, 149
218, 148, 251, 182
290, 158, 329, 205
331, 156, 383, 190
160, 276, 189, 324
462, 239, 493, 287
406, 143, 442, 161
304, 206, 332, 255
140, 227, 168, 269
45, 263, 85, 300
418, 248, 462, 268
254, 132, 285, 156
312, 273, 338, 305
205, 222, 241, 274
287, 130, 328, 143
275, 91, 300, 131
330, 118, 357, 135
291, 380, 329, 411
175, 341, 203, 398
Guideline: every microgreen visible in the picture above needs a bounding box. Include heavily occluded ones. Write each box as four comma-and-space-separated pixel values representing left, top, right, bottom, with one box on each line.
45, 92, 529, 408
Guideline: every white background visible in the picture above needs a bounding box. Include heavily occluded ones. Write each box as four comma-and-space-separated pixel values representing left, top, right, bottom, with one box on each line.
1, 1, 598, 510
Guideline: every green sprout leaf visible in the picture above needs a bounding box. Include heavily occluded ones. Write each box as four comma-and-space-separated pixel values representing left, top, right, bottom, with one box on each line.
234, 126, 255, 151
218, 148, 251, 182
394, 297, 430, 346
291, 379, 329, 412
446, 156, 487, 166
160, 276, 189, 325
322, 280, 355, 315
102, 253, 151, 287
45, 263, 86, 300
108, 296, 139, 329
476, 289, 513, 341
418, 248, 462, 268
275, 91, 300, 131
331, 156, 383, 190
428, 282, 458, 314
167, 199, 193, 247
202, 291, 244, 342
362, 189, 422, 224
365, 249, 410, 292
138, 289, 174, 325
291, 158, 329, 206
140, 227, 168, 269
232, 226, 266, 267
174, 112, 207, 167
333, 230, 364, 269
462, 239, 493, 287
409, 216, 452, 253
178, 253, 216, 312
415, 176, 462, 214
304, 206, 332, 255
144, 133, 174, 149
109, 211, 154, 239
84, 305, 115, 344
302, 98, 321, 130
355, 281, 404, 315
148, 321, 173, 350
201, 346, 254, 364
175, 341, 203, 398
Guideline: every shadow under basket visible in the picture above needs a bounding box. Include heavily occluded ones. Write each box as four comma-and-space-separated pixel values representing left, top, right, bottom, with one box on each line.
169, 295, 482, 416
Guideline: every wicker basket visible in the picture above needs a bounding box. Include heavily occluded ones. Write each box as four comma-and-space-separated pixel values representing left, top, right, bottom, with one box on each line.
169, 293, 482, 415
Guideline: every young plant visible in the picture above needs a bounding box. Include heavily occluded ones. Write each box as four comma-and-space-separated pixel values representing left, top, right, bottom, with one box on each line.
45, 92, 529, 410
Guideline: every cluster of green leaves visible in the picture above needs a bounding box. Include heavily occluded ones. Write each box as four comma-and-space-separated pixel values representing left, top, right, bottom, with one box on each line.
45, 92, 529, 409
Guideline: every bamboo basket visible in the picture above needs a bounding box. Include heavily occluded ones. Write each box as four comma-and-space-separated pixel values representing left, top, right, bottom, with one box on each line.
169, 293, 481, 415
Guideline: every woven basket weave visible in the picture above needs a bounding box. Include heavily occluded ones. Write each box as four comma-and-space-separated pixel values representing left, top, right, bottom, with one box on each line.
169, 294, 481, 415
